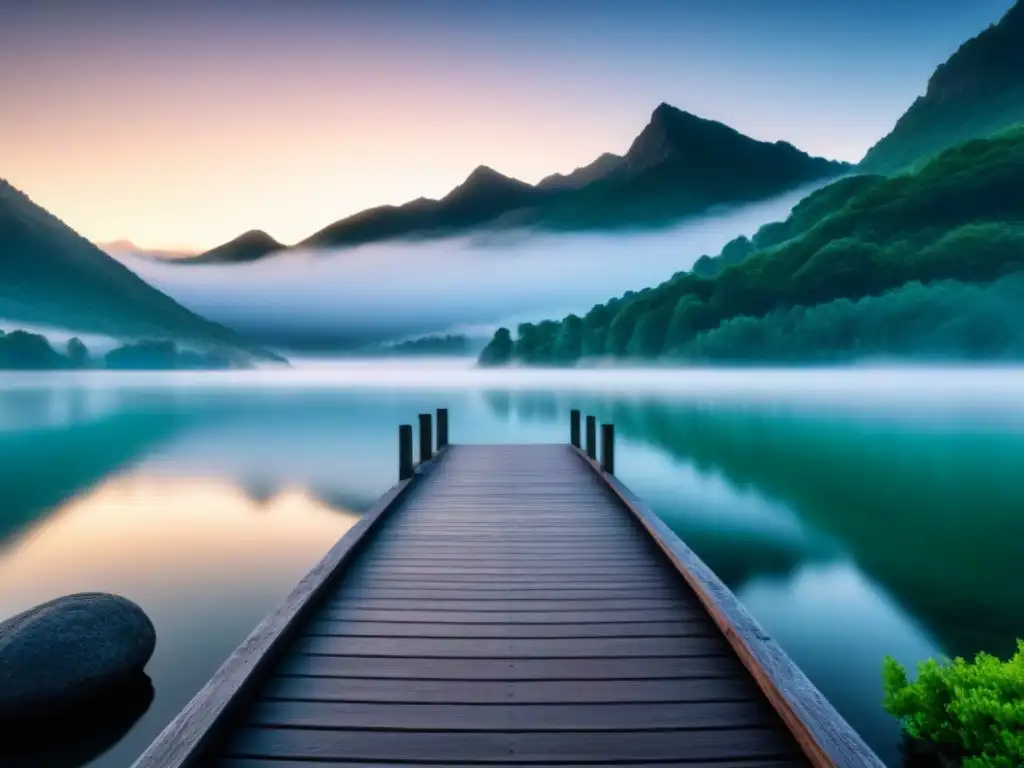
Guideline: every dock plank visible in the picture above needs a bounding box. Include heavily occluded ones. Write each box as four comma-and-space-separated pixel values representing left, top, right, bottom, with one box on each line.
275, 654, 744, 681
136, 442, 873, 768
261, 675, 757, 704
318, 606, 705, 624
302, 619, 715, 638
220, 727, 801, 763
327, 596, 693, 611
245, 699, 778, 731
290, 634, 729, 658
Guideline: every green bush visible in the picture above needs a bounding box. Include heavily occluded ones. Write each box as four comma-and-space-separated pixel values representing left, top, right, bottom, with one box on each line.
882, 640, 1024, 767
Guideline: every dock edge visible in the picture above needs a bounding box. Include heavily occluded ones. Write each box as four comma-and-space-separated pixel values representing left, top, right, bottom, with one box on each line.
130, 446, 450, 768
572, 445, 885, 768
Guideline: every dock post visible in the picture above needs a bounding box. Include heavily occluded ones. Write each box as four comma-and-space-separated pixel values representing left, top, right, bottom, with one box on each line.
418, 413, 433, 463
437, 408, 449, 449
399, 424, 413, 480
585, 415, 597, 459
570, 409, 581, 448
601, 423, 615, 475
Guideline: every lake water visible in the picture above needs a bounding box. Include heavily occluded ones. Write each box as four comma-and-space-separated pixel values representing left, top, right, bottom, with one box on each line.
2, 360, 1023, 767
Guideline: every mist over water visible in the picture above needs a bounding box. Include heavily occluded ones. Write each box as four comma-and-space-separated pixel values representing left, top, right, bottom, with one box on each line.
117, 184, 826, 350
1, 362, 1023, 767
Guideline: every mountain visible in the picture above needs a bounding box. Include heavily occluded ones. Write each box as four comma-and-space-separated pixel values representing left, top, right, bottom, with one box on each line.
184, 230, 284, 264
0, 180, 278, 360
859, 1, 1024, 174
536, 153, 623, 190
481, 126, 1024, 365
299, 165, 545, 249
183, 103, 848, 261
539, 103, 850, 228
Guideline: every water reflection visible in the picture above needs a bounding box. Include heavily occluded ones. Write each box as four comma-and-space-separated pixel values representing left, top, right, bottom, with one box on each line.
1, 369, 1022, 767
0, 675, 154, 768
0, 475, 365, 767
486, 389, 1024, 765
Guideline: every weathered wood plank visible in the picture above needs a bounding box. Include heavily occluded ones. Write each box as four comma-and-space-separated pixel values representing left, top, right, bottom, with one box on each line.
221, 727, 801, 762
245, 699, 777, 731
343, 565, 672, 577
261, 674, 757, 704
325, 596, 693, 612
574, 447, 883, 768
331, 585, 686, 601
144, 443, 828, 767
355, 549, 660, 562
127, 450, 448, 768
340, 576, 677, 589
290, 634, 729, 658
318, 606, 698, 624
302, 619, 716, 638
275, 654, 743, 680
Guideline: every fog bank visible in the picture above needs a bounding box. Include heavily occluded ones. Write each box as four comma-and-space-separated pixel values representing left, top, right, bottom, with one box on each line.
118, 184, 826, 351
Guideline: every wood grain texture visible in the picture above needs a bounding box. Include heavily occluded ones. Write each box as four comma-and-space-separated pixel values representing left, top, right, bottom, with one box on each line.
274, 652, 744, 680
331, 585, 686, 600
318, 606, 700, 623
290, 634, 730, 658
302, 618, 715, 638
326, 596, 690, 611
261, 675, 757, 704
146, 443, 833, 767
573, 446, 885, 768
221, 726, 801, 762
127, 448, 449, 768
245, 698, 778, 730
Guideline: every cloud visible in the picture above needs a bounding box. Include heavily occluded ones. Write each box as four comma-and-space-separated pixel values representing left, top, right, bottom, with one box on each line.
116, 183, 824, 351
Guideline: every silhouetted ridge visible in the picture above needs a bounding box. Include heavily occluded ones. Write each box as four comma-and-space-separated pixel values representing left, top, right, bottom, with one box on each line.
537, 153, 623, 190
859, 0, 1024, 173
189, 229, 284, 264
0, 179, 276, 360
183, 102, 848, 260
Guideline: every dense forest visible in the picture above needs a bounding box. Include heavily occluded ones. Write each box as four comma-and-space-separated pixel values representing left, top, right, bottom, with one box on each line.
480, 127, 1024, 366
376, 334, 476, 356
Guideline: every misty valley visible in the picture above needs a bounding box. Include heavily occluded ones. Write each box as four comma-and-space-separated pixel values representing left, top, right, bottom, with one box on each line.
3, 1, 1024, 766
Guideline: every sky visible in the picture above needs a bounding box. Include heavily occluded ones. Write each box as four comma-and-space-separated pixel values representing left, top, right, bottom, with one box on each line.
0, 0, 1016, 251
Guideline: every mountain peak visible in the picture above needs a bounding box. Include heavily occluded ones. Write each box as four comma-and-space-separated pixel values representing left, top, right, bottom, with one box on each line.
859, 0, 1024, 173
232, 229, 281, 248
443, 165, 533, 203
650, 102, 683, 122
455, 165, 532, 194
190, 229, 284, 263
623, 103, 744, 174
465, 165, 509, 184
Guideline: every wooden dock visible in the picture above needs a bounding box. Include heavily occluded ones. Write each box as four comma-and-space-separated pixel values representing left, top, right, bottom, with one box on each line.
134, 410, 884, 767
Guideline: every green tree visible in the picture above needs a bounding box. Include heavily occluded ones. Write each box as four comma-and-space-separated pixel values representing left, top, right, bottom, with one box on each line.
553, 314, 584, 361
478, 327, 514, 366
626, 306, 672, 357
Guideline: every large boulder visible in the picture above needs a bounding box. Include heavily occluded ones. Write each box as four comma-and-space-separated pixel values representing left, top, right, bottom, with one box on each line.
0, 593, 156, 723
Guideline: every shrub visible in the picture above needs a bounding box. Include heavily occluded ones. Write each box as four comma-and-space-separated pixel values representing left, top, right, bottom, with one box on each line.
882, 640, 1024, 767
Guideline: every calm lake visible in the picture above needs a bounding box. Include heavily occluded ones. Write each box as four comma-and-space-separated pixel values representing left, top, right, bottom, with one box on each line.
2, 360, 1023, 767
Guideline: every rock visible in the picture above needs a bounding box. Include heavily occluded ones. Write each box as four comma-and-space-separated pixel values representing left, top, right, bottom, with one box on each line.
0, 593, 156, 723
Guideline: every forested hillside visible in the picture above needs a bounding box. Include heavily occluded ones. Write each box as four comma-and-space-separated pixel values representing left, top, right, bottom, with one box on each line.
480, 128, 1024, 365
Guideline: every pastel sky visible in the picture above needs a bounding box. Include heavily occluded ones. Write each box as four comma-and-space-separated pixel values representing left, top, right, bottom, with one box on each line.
1, 0, 1015, 251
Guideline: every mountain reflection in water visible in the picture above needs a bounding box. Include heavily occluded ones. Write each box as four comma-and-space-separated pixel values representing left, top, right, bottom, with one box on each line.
0, 366, 1022, 767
